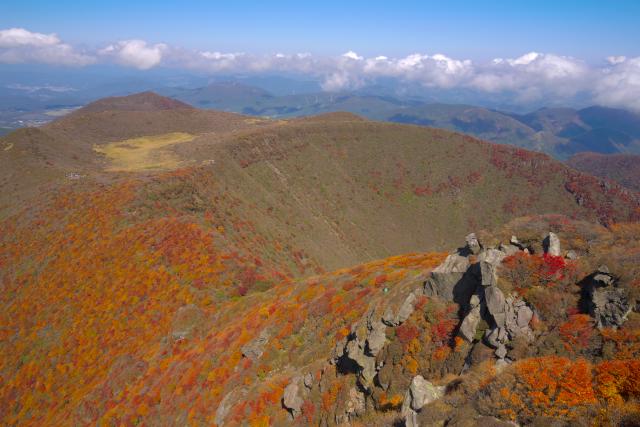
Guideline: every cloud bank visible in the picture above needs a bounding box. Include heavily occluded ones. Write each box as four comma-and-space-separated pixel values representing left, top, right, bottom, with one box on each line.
1, 28, 640, 110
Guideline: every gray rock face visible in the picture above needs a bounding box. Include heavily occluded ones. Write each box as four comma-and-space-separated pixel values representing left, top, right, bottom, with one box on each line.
465, 233, 482, 255
345, 337, 377, 388
396, 293, 417, 325
366, 317, 387, 356
459, 305, 481, 342
544, 232, 561, 256
485, 285, 506, 328
240, 329, 270, 361
566, 250, 578, 260
495, 343, 507, 359
586, 270, 631, 328
401, 376, 444, 427
479, 249, 505, 287
282, 380, 304, 419
424, 254, 471, 301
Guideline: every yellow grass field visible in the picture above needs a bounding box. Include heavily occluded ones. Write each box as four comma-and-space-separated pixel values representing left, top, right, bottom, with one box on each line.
94, 132, 194, 171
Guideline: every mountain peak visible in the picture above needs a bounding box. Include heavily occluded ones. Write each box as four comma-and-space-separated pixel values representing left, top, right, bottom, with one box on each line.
77, 91, 194, 114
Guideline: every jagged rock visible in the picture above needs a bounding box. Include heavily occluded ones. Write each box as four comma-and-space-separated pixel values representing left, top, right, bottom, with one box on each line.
401, 376, 444, 427
425, 254, 471, 300
345, 337, 376, 388
485, 327, 507, 348
480, 261, 498, 287
495, 344, 507, 359
586, 270, 631, 328
485, 286, 506, 327
465, 233, 482, 255
345, 387, 366, 417
170, 304, 205, 341
303, 372, 314, 389
479, 248, 507, 266
396, 293, 417, 324
241, 329, 270, 361
470, 294, 481, 308
282, 379, 304, 419
366, 316, 387, 356
459, 305, 481, 342
544, 232, 561, 256
516, 305, 533, 329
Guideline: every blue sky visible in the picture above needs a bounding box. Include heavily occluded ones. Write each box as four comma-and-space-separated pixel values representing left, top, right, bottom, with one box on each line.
3, 0, 640, 60
2, 1, 640, 110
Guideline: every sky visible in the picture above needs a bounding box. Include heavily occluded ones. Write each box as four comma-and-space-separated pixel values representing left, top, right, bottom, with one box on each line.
1, 1, 640, 109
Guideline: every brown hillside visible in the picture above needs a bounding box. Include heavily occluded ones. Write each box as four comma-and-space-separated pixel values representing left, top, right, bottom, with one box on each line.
568, 151, 640, 192
77, 91, 194, 113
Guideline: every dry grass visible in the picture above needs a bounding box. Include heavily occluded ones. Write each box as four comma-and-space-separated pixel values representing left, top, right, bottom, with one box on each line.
94, 132, 194, 171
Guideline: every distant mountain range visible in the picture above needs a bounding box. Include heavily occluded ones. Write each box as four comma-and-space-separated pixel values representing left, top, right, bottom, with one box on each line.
158, 82, 640, 159
2, 74, 640, 159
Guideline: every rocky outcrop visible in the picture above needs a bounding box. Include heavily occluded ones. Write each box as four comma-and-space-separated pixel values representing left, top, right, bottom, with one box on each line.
424, 254, 472, 302
335, 387, 366, 424
282, 378, 304, 419
459, 294, 482, 342
401, 375, 445, 427
585, 266, 631, 328
241, 328, 270, 361
544, 232, 561, 256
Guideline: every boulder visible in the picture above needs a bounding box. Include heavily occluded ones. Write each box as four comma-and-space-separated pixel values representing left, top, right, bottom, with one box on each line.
396, 292, 417, 325
282, 379, 304, 419
240, 329, 270, 361
544, 232, 561, 256
485, 286, 506, 328
565, 250, 578, 260
424, 254, 472, 301
366, 317, 387, 356
495, 344, 507, 359
586, 271, 631, 328
345, 337, 376, 388
401, 376, 444, 427
459, 305, 481, 342
465, 233, 482, 255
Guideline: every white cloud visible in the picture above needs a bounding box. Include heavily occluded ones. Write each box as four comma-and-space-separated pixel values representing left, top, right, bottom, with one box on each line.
2, 27, 640, 111
0, 27, 94, 66
100, 40, 166, 70
594, 57, 640, 110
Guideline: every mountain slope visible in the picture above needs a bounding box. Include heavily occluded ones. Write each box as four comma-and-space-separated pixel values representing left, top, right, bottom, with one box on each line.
568, 152, 640, 192
1, 92, 640, 426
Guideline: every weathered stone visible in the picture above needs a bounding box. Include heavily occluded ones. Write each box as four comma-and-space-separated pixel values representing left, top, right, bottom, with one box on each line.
401, 375, 444, 414
480, 261, 498, 287
465, 232, 482, 255
345, 387, 366, 417
470, 294, 481, 308
565, 250, 578, 260
587, 273, 631, 328
495, 344, 507, 359
516, 305, 533, 328
240, 329, 270, 361
544, 232, 561, 256
282, 379, 304, 418
478, 248, 506, 266
303, 372, 314, 389
459, 305, 481, 342
485, 286, 506, 327
345, 338, 376, 388
396, 292, 417, 325
424, 254, 472, 301
366, 318, 387, 356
